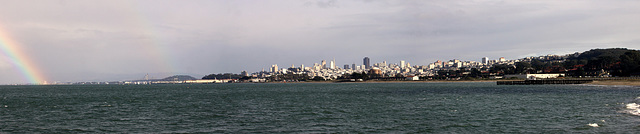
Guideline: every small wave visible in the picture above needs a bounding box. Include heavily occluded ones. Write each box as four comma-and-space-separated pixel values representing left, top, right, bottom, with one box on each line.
626, 103, 640, 109
625, 103, 640, 116
587, 123, 599, 127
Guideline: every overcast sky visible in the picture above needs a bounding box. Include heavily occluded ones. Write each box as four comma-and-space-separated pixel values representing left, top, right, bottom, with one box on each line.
0, 0, 639, 84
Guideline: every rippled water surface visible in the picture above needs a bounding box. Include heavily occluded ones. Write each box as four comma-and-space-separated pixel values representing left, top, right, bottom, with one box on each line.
2, 82, 640, 133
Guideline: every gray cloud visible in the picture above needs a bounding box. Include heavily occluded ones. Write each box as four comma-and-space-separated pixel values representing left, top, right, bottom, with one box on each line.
0, 0, 639, 84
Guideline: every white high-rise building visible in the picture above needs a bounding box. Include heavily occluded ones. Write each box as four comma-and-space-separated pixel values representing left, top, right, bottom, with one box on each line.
301, 64, 305, 71
330, 58, 335, 69
271, 64, 278, 72
482, 57, 489, 65
400, 60, 406, 68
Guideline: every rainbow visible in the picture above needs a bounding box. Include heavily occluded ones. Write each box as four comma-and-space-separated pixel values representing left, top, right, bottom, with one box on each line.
0, 25, 46, 84
126, 2, 182, 74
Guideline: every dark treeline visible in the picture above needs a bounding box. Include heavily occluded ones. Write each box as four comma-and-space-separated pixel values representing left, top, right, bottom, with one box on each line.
202, 73, 245, 79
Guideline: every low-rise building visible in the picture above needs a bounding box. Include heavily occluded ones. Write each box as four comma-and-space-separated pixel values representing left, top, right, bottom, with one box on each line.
406, 76, 419, 81
504, 74, 565, 80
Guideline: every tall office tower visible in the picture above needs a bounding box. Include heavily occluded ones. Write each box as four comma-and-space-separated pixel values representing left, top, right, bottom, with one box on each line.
363, 57, 370, 69
330, 59, 335, 69
344, 64, 350, 69
407, 62, 411, 68
301, 64, 305, 71
400, 60, 406, 68
271, 64, 278, 72
482, 57, 489, 65
352, 63, 356, 70
321, 60, 327, 69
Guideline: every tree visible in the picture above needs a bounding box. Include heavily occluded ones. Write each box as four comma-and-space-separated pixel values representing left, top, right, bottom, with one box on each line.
312, 76, 326, 81
514, 62, 531, 74
202, 73, 244, 79
619, 51, 640, 76
469, 68, 482, 78
350, 71, 369, 80
490, 64, 516, 74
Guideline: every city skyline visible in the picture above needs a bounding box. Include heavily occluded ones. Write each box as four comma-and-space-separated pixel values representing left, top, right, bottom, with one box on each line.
0, 1, 639, 84
265, 56, 507, 72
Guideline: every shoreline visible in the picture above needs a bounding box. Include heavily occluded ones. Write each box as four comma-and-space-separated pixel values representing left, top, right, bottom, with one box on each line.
275, 79, 640, 86
586, 80, 640, 86
274, 79, 505, 84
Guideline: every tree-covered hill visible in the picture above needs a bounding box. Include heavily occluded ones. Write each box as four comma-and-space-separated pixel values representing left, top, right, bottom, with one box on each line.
161, 75, 197, 81
492, 48, 640, 77
563, 48, 640, 76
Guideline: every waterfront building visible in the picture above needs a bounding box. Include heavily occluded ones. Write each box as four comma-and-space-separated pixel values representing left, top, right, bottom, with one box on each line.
369, 67, 382, 75
241, 71, 248, 76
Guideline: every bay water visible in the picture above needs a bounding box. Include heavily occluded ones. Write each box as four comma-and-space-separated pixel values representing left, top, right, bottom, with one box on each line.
2, 82, 640, 133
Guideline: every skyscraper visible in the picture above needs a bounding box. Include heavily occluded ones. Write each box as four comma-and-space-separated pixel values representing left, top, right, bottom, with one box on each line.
363, 57, 370, 69
482, 57, 488, 65
400, 60, 406, 68
344, 64, 350, 69
330, 58, 335, 69
352, 63, 356, 70
321, 60, 326, 69
271, 64, 278, 72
